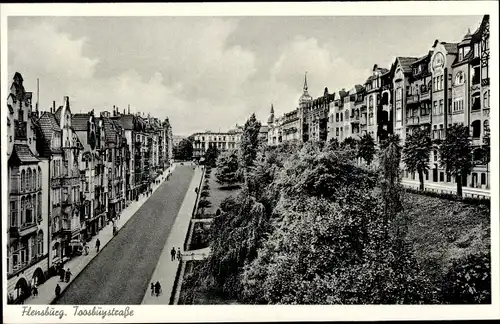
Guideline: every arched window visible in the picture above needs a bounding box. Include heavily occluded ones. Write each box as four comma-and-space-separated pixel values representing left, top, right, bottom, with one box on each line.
483, 92, 488, 108
37, 230, 44, 256
21, 197, 25, 223
455, 71, 464, 85
38, 193, 42, 220
26, 168, 30, 191
21, 170, 25, 192
471, 120, 481, 138
38, 166, 41, 189
483, 120, 489, 135
33, 169, 37, 191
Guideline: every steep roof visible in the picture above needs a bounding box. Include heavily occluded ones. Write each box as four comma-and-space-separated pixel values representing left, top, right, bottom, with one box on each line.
117, 114, 135, 130
72, 113, 90, 131
397, 57, 418, 73
54, 106, 63, 123
8, 144, 40, 165
101, 117, 117, 144
442, 42, 458, 54
37, 111, 62, 156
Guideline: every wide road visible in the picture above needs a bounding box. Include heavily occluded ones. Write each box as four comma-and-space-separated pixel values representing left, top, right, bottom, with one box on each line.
55, 165, 195, 304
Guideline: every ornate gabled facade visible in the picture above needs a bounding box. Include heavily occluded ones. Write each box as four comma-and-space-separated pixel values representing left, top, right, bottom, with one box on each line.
7, 73, 48, 304
72, 110, 106, 242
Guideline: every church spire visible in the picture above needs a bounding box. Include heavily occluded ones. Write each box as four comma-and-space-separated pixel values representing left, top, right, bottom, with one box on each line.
270, 103, 274, 114
303, 71, 308, 91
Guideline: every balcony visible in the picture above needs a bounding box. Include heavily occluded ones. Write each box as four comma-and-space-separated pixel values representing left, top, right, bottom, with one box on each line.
406, 116, 420, 126
406, 95, 419, 105
420, 114, 431, 124
420, 91, 430, 101
14, 121, 27, 140
19, 222, 37, 237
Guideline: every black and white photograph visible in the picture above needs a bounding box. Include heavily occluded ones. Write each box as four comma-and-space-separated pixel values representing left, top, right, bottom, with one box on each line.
2, 2, 499, 323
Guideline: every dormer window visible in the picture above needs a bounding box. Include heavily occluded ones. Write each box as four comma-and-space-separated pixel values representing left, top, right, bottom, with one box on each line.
455, 71, 464, 85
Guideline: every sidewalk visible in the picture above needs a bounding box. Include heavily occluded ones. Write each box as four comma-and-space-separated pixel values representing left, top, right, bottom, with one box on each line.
142, 167, 203, 305
25, 164, 177, 305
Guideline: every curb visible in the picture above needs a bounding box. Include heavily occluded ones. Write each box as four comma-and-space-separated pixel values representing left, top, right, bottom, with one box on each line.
50, 170, 172, 305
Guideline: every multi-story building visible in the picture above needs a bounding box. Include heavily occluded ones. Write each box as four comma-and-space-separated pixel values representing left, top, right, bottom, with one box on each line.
301, 87, 333, 143
7, 73, 48, 304
100, 110, 128, 220
192, 126, 243, 158
72, 110, 106, 241
172, 135, 187, 148
364, 65, 393, 142
53, 97, 84, 258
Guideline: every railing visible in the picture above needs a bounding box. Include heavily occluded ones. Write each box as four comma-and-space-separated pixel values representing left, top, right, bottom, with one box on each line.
406, 95, 419, 104
14, 121, 27, 140
19, 222, 37, 236
406, 116, 420, 126
420, 91, 430, 101
481, 78, 490, 86
420, 114, 431, 124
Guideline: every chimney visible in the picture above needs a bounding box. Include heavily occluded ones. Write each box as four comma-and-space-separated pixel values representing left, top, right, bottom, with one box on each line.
123, 109, 125, 115
52, 101, 55, 113
128, 104, 130, 114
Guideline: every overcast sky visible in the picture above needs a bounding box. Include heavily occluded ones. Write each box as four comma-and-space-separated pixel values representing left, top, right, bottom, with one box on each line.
8, 15, 482, 136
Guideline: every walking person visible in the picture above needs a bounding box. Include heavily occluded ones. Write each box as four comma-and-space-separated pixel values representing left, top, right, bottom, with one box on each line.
55, 284, 61, 298
150, 282, 155, 296
32, 285, 38, 297
59, 266, 65, 282
96, 238, 101, 253
176, 248, 182, 261
170, 247, 176, 261
154, 281, 161, 297
65, 268, 72, 283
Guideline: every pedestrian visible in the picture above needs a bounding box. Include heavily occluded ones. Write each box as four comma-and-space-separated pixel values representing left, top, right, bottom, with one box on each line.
150, 282, 154, 296
96, 238, 101, 253
32, 285, 38, 297
65, 268, 72, 283
55, 284, 61, 298
170, 247, 176, 261
176, 248, 182, 261
59, 266, 65, 282
154, 281, 161, 297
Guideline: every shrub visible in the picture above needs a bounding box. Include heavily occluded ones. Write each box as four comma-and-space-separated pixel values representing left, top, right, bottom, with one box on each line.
203, 184, 210, 191
404, 187, 490, 207
439, 252, 491, 304
200, 190, 210, 198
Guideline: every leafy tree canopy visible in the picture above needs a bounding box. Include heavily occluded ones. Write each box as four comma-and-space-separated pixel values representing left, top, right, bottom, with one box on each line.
215, 150, 240, 187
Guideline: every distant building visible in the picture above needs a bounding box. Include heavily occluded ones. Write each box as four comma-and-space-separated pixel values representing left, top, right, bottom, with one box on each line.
172, 135, 187, 147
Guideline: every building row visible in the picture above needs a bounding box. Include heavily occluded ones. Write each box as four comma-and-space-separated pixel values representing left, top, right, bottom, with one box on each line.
6, 72, 173, 304
267, 14, 491, 191
191, 124, 268, 159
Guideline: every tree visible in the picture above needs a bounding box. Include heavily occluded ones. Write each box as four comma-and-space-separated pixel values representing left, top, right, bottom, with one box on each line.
379, 134, 403, 235
174, 138, 193, 161
358, 133, 376, 165
204, 145, 219, 167
341, 136, 358, 150
198, 199, 212, 215
402, 128, 432, 191
215, 150, 240, 187
438, 124, 473, 197
240, 113, 262, 171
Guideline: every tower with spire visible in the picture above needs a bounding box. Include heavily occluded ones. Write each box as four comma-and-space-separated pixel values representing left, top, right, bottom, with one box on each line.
267, 103, 275, 125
